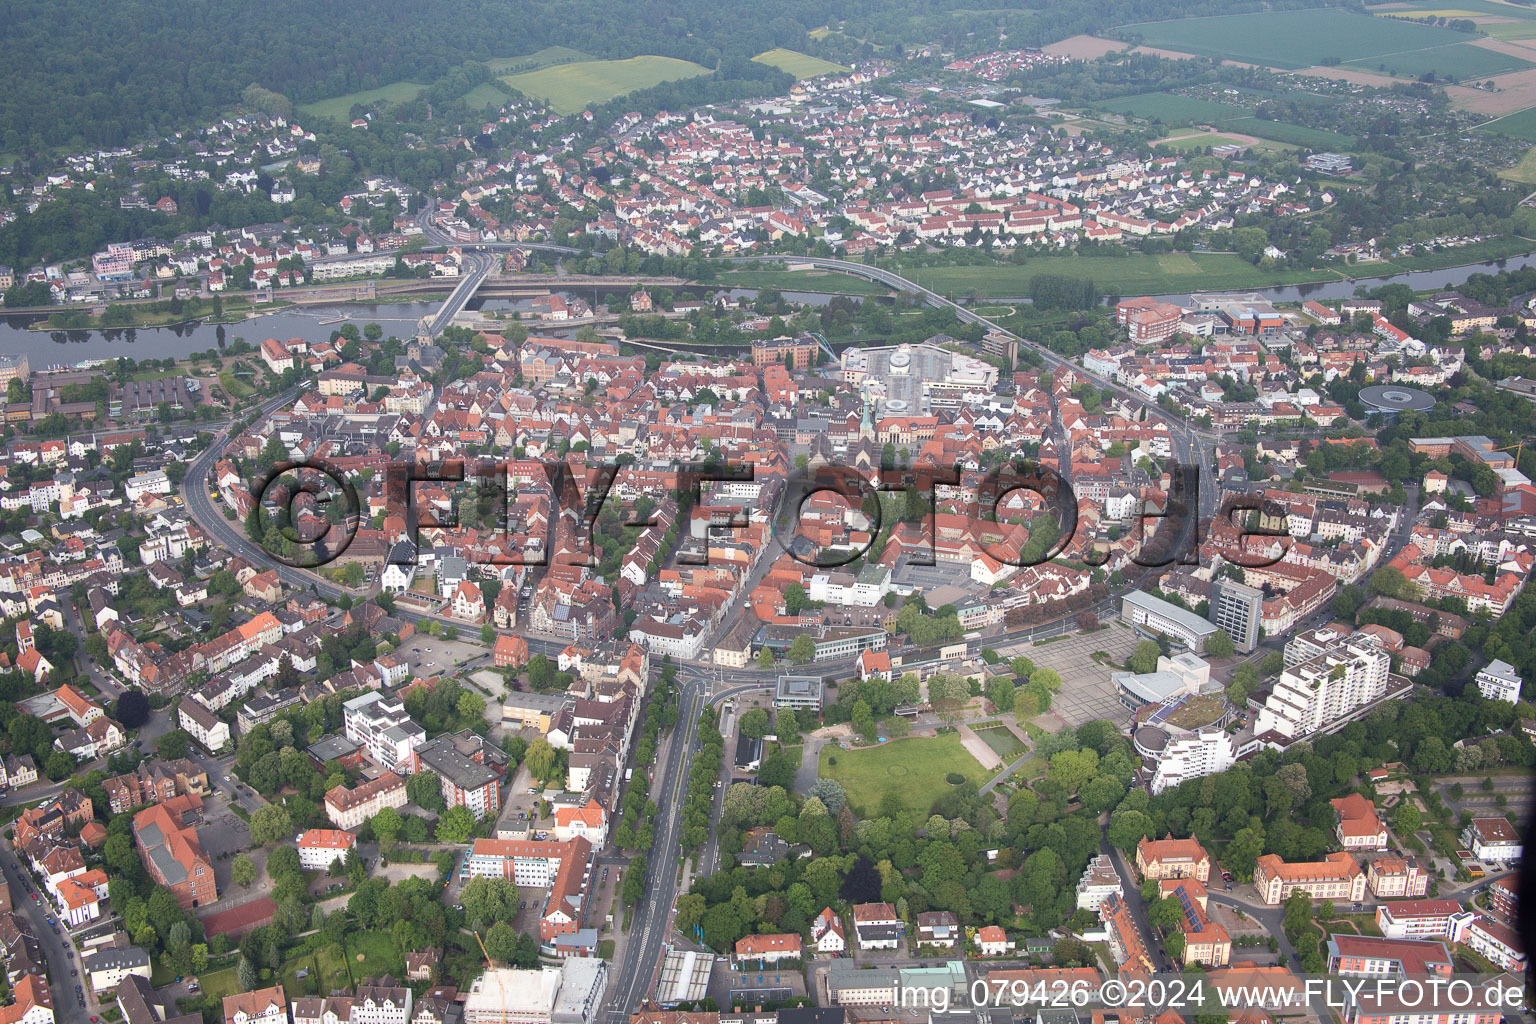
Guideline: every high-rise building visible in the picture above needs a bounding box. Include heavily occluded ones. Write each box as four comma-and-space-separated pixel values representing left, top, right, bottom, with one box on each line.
1209, 579, 1263, 653
1254, 633, 1393, 741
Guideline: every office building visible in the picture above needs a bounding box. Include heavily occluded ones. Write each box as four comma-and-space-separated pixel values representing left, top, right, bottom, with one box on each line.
1209, 579, 1263, 654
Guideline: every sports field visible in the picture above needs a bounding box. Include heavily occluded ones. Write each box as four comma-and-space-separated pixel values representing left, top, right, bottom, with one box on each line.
1154, 134, 1253, 151
752, 48, 849, 79
300, 81, 425, 120
502, 55, 710, 114
1122, 8, 1526, 73
819, 733, 989, 815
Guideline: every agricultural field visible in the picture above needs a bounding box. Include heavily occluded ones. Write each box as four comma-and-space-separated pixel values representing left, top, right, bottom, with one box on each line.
1342, 41, 1534, 78
1221, 116, 1357, 148
1094, 91, 1252, 123
752, 47, 849, 79
1120, 8, 1519, 73
1370, 0, 1536, 39
501, 55, 710, 114
1479, 103, 1536, 139
819, 733, 989, 815
299, 81, 425, 120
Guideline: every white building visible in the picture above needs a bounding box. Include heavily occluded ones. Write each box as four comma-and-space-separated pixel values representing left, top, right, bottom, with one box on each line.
1254, 633, 1392, 741
124, 470, 172, 502
463, 960, 606, 1024
1119, 591, 1218, 651
178, 700, 232, 753
1075, 853, 1123, 912
342, 691, 425, 772
83, 946, 151, 993
1474, 659, 1522, 704
1461, 818, 1522, 863
295, 829, 357, 871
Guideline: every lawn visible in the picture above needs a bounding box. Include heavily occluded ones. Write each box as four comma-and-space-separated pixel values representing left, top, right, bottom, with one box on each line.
196, 966, 240, 1003
752, 48, 850, 79
501, 56, 710, 114
1119, 8, 1496, 69
459, 83, 512, 111
299, 82, 426, 121
1500, 144, 1536, 182
819, 732, 989, 815
486, 46, 594, 74
1370, 235, 1536, 273
1095, 92, 1251, 124
712, 267, 895, 295
974, 724, 1027, 760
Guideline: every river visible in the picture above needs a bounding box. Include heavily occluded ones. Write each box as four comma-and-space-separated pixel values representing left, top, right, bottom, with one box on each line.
1145, 251, 1536, 305
5, 251, 1530, 366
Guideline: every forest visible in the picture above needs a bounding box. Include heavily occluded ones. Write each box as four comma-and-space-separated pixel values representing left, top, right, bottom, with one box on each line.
0, 0, 1347, 154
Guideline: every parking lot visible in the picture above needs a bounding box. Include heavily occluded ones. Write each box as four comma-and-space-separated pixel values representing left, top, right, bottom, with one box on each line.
399, 633, 489, 677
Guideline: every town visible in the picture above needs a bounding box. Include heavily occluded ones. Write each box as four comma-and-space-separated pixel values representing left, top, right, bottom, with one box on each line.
0, 16, 1530, 1024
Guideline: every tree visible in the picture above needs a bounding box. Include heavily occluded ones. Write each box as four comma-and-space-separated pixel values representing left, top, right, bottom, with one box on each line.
1204, 630, 1235, 658
231, 854, 257, 888
113, 689, 151, 728
249, 805, 293, 846
484, 920, 520, 964
406, 770, 445, 812
525, 738, 556, 782
739, 708, 770, 739
788, 634, 815, 664
1129, 640, 1161, 674
372, 806, 403, 852
236, 955, 257, 992
436, 805, 476, 843
808, 778, 847, 815
756, 647, 775, 669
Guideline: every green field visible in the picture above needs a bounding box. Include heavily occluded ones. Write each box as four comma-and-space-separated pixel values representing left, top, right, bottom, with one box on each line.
819, 733, 989, 815
752, 48, 850, 79
1096, 92, 1251, 124
299, 81, 426, 120
501, 56, 710, 114
1221, 116, 1357, 148
1370, 0, 1536, 39
1343, 41, 1534, 78
713, 267, 895, 295
894, 252, 1347, 297
1155, 133, 1255, 151
459, 83, 512, 111
974, 724, 1027, 760
1121, 8, 1510, 70
1499, 144, 1536, 182
1479, 105, 1536, 140
486, 46, 594, 74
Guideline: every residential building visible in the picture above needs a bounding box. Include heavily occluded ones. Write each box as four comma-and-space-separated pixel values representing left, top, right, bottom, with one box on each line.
324, 772, 407, 830
1474, 659, 1522, 704
178, 699, 232, 753
1461, 817, 1521, 862
851, 903, 903, 951
224, 987, 288, 1024
812, 907, 846, 955
1327, 934, 1453, 978
295, 829, 357, 871
1453, 915, 1525, 973
343, 692, 425, 772
1075, 854, 1123, 912
82, 946, 151, 994
734, 934, 801, 965
1331, 794, 1388, 851
1160, 878, 1230, 966
915, 911, 959, 950
1253, 633, 1393, 741
410, 731, 505, 820
1366, 856, 1429, 899
1375, 900, 1472, 941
